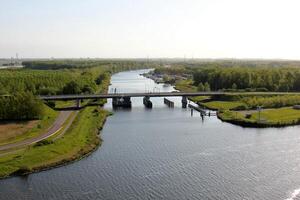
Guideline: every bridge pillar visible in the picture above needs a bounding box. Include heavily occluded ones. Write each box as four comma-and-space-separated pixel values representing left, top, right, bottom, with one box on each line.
143, 96, 153, 108
76, 99, 80, 109
181, 96, 188, 108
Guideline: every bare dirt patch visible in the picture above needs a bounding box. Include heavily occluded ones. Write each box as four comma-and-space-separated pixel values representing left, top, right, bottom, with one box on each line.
0, 121, 38, 144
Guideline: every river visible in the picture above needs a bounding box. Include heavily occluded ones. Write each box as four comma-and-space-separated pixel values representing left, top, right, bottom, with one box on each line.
1, 69, 300, 200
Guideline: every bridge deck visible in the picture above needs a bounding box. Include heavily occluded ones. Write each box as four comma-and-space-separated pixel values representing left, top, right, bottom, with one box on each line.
39, 92, 224, 101
39, 91, 297, 101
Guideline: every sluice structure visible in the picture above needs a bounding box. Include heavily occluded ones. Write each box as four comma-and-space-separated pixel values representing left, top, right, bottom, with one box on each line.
112, 97, 132, 108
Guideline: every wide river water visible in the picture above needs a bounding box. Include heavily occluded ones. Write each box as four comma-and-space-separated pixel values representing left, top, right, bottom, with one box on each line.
1, 69, 300, 200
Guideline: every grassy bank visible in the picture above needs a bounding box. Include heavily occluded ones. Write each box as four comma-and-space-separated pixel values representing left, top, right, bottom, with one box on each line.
218, 107, 300, 128
0, 106, 109, 178
201, 101, 246, 111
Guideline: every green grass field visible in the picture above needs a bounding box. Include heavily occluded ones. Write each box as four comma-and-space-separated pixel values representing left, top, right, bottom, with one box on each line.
201, 101, 246, 110
250, 107, 300, 124
219, 107, 300, 127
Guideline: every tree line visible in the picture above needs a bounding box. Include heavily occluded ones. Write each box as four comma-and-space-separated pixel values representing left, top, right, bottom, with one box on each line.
0, 93, 43, 120
192, 67, 300, 92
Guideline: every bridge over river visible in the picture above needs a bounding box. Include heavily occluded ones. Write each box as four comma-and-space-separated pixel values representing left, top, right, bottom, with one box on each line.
39, 91, 297, 109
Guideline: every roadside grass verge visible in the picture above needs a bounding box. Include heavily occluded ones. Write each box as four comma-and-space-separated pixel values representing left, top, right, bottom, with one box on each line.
48, 111, 77, 141
0, 106, 109, 178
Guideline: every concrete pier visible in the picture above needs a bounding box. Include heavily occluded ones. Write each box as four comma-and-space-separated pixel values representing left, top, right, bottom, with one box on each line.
143, 96, 153, 108
76, 99, 80, 108
181, 96, 188, 108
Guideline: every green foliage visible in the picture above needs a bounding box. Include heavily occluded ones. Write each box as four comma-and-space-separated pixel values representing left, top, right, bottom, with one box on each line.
46, 101, 56, 108
63, 81, 82, 94
154, 66, 186, 75
12, 165, 32, 176
0, 92, 43, 120
0, 60, 155, 96
241, 95, 300, 109
232, 83, 237, 90
34, 139, 54, 147
204, 82, 211, 91
197, 83, 205, 91
192, 66, 300, 92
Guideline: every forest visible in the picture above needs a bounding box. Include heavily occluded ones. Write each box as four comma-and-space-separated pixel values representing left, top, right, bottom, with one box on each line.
192, 67, 300, 92
0, 92, 43, 120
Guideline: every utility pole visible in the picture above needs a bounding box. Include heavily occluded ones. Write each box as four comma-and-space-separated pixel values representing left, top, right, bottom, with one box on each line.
257, 106, 262, 123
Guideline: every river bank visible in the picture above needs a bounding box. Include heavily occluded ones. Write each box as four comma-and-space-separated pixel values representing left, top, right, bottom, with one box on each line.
0, 104, 110, 179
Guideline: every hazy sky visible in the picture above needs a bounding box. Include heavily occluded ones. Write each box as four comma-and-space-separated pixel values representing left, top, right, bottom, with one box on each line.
1, 0, 300, 59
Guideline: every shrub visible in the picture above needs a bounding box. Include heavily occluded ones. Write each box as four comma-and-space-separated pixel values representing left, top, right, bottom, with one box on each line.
34, 140, 53, 147
12, 166, 32, 176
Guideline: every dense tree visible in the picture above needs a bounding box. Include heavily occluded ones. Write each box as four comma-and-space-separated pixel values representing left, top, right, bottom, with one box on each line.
63, 81, 81, 94
0, 92, 43, 120
192, 66, 300, 92
198, 83, 205, 91
204, 82, 210, 91
82, 85, 94, 94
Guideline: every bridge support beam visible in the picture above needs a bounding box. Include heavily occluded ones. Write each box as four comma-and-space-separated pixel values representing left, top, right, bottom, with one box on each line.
181, 96, 188, 108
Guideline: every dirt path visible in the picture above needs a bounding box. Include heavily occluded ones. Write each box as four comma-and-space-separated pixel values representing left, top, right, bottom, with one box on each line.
0, 110, 74, 152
